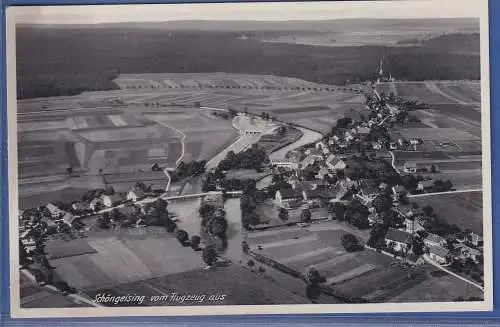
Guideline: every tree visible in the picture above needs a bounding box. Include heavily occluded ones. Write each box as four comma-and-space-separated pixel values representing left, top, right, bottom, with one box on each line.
300, 208, 312, 223
412, 236, 425, 255
401, 174, 418, 190
341, 233, 362, 252
331, 202, 346, 220
202, 246, 218, 266
422, 205, 434, 217
209, 217, 228, 238
305, 266, 326, 286
164, 219, 177, 233
190, 236, 201, 250
19, 240, 30, 267
151, 163, 161, 172
278, 208, 289, 221
372, 193, 393, 214
176, 229, 189, 245
367, 224, 386, 250
336, 117, 352, 129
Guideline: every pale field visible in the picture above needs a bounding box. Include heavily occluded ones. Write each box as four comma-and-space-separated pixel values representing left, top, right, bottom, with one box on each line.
49, 227, 206, 290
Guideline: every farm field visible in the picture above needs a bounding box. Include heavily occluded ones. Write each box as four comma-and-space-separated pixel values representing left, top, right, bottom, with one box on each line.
378, 81, 482, 141
390, 268, 483, 303
412, 191, 483, 235
246, 223, 479, 302
48, 226, 206, 290
113, 73, 365, 134
84, 264, 308, 306
20, 273, 92, 308
376, 81, 481, 105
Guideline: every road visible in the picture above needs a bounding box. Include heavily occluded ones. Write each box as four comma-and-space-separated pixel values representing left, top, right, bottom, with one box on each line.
423, 254, 484, 291
388, 150, 400, 174
409, 189, 482, 198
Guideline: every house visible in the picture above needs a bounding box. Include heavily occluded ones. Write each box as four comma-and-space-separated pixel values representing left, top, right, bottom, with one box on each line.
409, 138, 421, 145
41, 217, 58, 232
275, 188, 302, 208
417, 179, 435, 191
329, 183, 350, 202
300, 155, 322, 169
345, 131, 354, 142
357, 126, 371, 135
429, 246, 450, 265
368, 212, 382, 226
127, 188, 147, 202
404, 217, 425, 234
403, 162, 417, 173
315, 167, 331, 180
372, 142, 382, 150
315, 141, 327, 150
424, 233, 446, 248
454, 244, 482, 263
101, 194, 123, 208
71, 202, 87, 212
62, 212, 76, 226
379, 182, 389, 191
89, 198, 103, 211
357, 185, 379, 204
304, 148, 323, 156
385, 228, 412, 252
326, 155, 347, 171
302, 189, 321, 203
391, 185, 405, 201
45, 203, 64, 219
467, 232, 483, 247
389, 142, 398, 150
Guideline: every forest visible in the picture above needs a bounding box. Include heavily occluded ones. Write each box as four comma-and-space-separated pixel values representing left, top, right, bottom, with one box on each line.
16, 27, 480, 99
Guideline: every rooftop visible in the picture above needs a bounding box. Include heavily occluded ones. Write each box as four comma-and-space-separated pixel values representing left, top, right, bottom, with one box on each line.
429, 245, 449, 258
278, 188, 302, 200
385, 228, 412, 243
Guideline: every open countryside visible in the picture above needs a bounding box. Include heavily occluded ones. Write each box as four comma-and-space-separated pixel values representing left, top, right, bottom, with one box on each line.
16, 14, 487, 310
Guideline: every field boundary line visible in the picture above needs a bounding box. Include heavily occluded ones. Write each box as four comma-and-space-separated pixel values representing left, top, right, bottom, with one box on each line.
19, 269, 104, 307
409, 189, 482, 198
423, 254, 484, 291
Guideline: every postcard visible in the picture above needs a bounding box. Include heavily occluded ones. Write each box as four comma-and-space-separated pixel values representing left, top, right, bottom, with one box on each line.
6, 0, 493, 318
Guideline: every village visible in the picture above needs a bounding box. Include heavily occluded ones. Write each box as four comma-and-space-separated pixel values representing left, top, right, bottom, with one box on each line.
17, 61, 484, 305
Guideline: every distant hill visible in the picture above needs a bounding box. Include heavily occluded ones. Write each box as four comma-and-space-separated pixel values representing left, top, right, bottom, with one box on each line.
19, 17, 479, 33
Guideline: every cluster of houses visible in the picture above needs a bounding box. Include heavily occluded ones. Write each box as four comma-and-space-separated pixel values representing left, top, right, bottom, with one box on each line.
269, 80, 483, 270
384, 222, 483, 266
19, 185, 155, 252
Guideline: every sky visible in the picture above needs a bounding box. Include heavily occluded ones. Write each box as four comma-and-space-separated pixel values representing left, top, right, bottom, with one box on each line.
9, 0, 483, 25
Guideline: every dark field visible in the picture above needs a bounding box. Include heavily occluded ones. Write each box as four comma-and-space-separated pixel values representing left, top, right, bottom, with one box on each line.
84, 265, 308, 306
412, 191, 483, 235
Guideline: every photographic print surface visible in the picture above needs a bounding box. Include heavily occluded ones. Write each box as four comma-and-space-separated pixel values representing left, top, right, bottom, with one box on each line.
7, 0, 493, 318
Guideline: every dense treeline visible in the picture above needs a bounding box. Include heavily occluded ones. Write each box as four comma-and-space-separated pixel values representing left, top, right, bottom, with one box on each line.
17, 27, 480, 99
17, 71, 120, 99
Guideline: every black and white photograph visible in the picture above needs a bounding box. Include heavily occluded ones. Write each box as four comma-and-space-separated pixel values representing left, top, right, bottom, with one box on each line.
7, 0, 492, 317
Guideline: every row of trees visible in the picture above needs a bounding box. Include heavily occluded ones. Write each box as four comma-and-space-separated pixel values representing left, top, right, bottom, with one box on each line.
169, 160, 206, 182
217, 144, 269, 171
